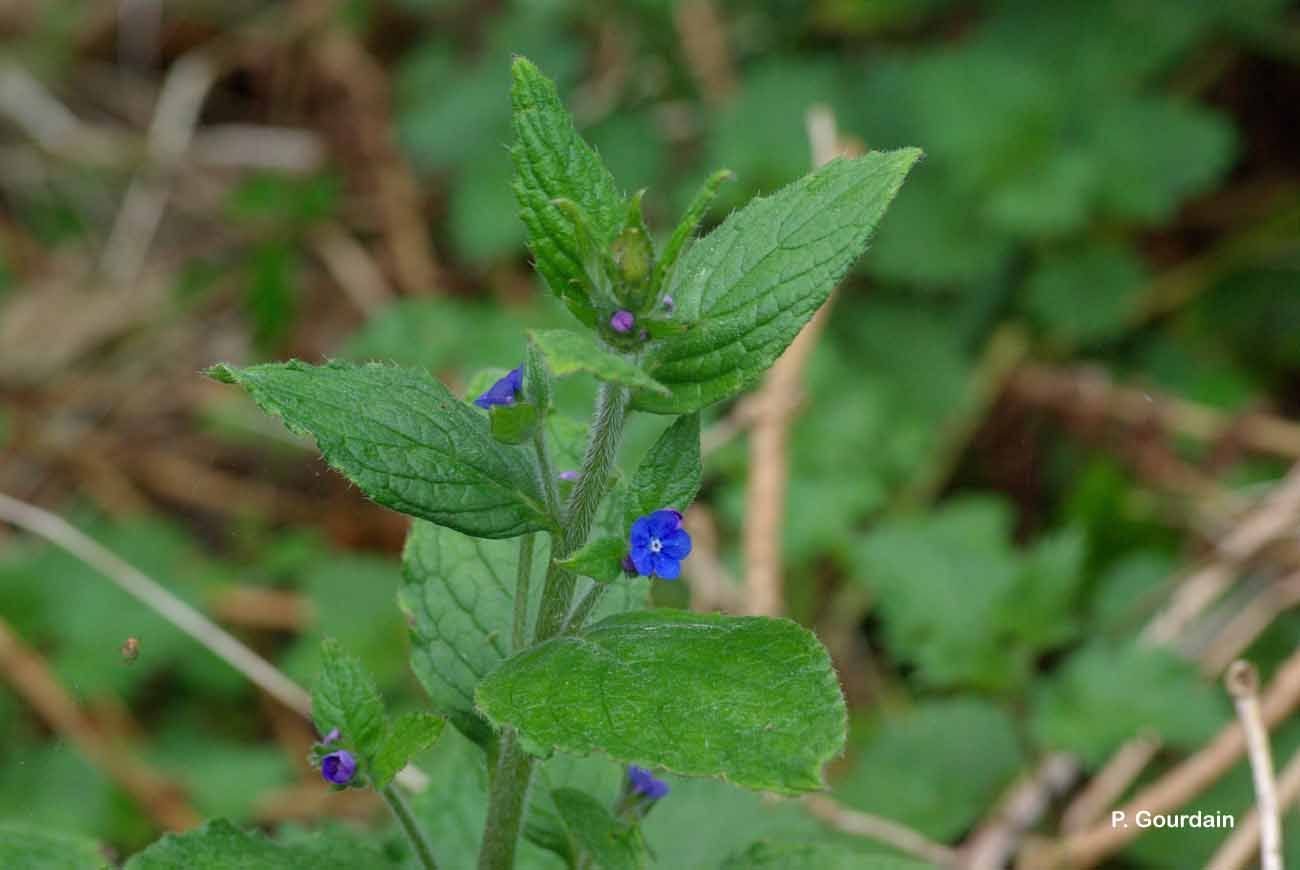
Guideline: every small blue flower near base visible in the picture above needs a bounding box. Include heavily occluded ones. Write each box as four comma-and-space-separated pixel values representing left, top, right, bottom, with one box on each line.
628, 509, 691, 580
474, 367, 522, 409
321, 749, 357, 785
627, 765, 669, 800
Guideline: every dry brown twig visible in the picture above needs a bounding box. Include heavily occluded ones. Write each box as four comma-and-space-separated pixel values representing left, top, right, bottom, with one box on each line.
804, 793, 960, 867
1210, 740, 1300, 870
0, 616, 200, 831
961, 755, 1079, 870
1223, 660, 1283, 870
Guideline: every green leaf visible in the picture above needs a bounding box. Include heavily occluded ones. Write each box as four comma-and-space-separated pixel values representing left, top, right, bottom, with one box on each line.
208, 360, 550, 539
1025, 242, 1148, 342
476, 609, 846, 794
529, 329, 669, 394
557, 536, 627, 583
0, 823, 107, 870
856, 496, 1085, 691
720, 842, 932, 870
553, 788, 645, 870
402, 519, 649, 746
400, 520, 538, 744
372, 712, 445, 788
511, 57, 623, 303
834, 699, 1024, 840
654, 170, 733, 293
313, 638, 387, 765
633, 150, 921, 414
627, 413, 701, 524
1032, 641, 1229, 766
125, 819, 386, 869
490, 401, 539, 445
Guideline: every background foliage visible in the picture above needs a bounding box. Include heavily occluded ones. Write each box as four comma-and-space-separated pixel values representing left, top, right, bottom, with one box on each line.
2, 0, 1300, 867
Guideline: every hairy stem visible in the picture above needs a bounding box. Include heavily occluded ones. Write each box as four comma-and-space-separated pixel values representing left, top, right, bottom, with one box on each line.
534, 382, 631, 642
382, 783, 439, 870
477, 730, 536, 870
478, 382, 631, 870
532, 427, 561, 520
561, 582, 608, 634
511, 534, 536, 653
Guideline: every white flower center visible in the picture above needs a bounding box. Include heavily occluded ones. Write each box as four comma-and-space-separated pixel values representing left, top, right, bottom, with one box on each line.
649, 538, 662, 553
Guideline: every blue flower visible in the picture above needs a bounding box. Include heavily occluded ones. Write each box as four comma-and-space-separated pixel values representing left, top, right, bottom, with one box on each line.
474, 367, 523, 409
627, 765, 669, 800
628, 509, 691, 580
321, 749, 357, 785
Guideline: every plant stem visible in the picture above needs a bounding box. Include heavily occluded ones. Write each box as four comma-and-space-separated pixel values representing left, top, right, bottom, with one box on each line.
532, 427, 561, 520
511, 534, 536, 653
477, 730, 536, 870
534, 382, 630, 642
478, 382, 632, 870
561, 582, 607, 634
381, 783, 439, 870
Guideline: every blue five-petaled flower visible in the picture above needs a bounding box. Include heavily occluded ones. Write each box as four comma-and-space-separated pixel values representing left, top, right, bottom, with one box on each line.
321, 749, 357, 785
628, 509, 691, 580
627, 765, 669, 800
474, 366, 523, 409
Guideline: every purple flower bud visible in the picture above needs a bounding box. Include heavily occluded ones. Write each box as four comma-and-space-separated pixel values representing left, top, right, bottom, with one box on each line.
621, 554, 637, 574
322, 728, 340, 745
610, 310, 636, 334
558, 470, 581, 482
321, 750, 357, 785
627, 765, 669, 800
661, 295, 674, 313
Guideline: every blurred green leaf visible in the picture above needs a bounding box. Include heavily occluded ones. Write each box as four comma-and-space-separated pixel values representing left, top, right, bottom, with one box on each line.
552, 788, 645, 870
125, 819, 387, 869
1026, 242, 1148, 342
225, 173, 340, 227
835, 699, 1024, 840
857, 497, 1086, 691
1031, 641, 1229, 765
0, 823, 107, 869
720, 841, 932, 869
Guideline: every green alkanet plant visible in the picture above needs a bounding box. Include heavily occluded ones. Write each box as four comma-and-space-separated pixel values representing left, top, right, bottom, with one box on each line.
180, 57, 917, 869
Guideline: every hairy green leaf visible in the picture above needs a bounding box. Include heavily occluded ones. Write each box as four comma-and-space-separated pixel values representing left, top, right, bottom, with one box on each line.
0, 823, 106, 870
313, 638, 387, 765
208, 360, 550, 539
372, 712, 445, 789
402, 520, 648, 745
511, 57, 623, 304
557, 536, 627, 583
476, 609, 846, 794
627, 413, 701, 524
633, 149, 920, 413
553, 788, 645, 870
529, 329, 669, 394
400, 521, 541, 744
124, 820, 386, 869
